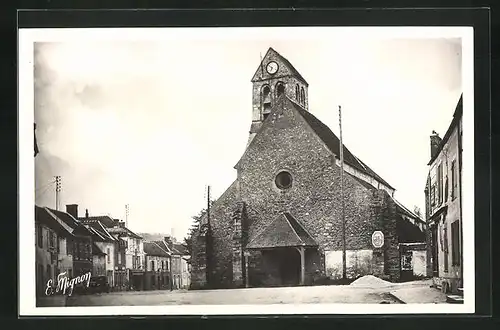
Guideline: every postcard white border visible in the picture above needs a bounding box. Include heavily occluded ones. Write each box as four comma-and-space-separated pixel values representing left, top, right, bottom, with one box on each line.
19, 26, 475, 316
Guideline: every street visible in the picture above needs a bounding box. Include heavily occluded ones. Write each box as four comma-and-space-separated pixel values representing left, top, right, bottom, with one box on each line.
61, 280, 439, 307
64, 287, 398, 306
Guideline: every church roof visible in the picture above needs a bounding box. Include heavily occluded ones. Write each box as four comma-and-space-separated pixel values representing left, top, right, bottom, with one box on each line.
246, 212, 318, 249
251, 47, 308, 86
290, 99, 395, 190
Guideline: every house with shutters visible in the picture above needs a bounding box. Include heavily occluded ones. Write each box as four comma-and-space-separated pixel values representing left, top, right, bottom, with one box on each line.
78, 208, 145, 290
424, 94, 463, 297
144, 241, 171, 290
190, 47, 426, 289
35, 206, 74, 297
83, 217, 119, 286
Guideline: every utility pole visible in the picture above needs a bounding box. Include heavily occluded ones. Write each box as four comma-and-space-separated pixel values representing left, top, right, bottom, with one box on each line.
339, 105, 347, 280
55, 176, 61, 211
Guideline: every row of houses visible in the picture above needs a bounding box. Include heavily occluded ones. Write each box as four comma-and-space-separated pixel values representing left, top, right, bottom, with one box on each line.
35, 203, 190, 298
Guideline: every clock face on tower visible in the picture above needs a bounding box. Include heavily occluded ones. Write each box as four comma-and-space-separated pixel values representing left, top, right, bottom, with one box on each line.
266, 61, 279, 74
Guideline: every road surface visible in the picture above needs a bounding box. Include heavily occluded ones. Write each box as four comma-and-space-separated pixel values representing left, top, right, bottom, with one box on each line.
63, 285, 403, 306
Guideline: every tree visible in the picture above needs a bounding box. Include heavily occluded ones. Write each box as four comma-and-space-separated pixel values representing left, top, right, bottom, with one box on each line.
182, 200, 215, 259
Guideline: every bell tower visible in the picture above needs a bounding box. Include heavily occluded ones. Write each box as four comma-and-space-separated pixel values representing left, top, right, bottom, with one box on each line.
247, 48, 309, 146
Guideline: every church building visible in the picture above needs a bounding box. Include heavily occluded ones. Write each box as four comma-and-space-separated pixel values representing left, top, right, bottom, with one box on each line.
190, 47, 426, 289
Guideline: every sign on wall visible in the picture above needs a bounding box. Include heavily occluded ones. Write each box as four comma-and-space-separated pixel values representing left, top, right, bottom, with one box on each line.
371, 231, 384, 248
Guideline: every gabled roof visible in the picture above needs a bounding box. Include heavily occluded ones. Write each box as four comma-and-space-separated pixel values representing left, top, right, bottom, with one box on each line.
251, 47, 308, 86
172, 243, 189, 256
83, 220, 116, 242
153, 240, 172, 254
35, 206, 74, 238
247, 212, 318, 249
43, 207, 94, 237
107, 226, 143, 239
289, 99, 394, 190
236, 95, 394, 191
79, 215, 116, 228
144, 241, 171, 257
47, 208, 81, 229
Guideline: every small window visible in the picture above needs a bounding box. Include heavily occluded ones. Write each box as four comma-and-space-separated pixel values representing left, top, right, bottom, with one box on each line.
107, 248, 110, 264
262, 85, 271, 98
276, 83, 285, 97
151, 260, 155, 271
300, 87, 305, 104
275, 171, 293, 190
295, 84, 300, 101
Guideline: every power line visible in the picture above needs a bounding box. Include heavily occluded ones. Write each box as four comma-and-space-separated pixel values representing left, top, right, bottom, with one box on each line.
35, 180, 55, 192
35, 184, 52, 199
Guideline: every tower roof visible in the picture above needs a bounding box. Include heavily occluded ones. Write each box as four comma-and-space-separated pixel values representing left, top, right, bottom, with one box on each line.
251, 47, 308, 86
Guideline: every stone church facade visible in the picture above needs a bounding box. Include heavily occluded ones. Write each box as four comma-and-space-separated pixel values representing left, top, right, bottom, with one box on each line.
190, 48, 426, 289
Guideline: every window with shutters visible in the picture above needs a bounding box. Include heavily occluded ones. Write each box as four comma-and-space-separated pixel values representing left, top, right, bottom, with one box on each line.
49, 231, 55, 250
451, 159, 457, 200
37, 225, 43, 248
443, 225, 449, 272
437, 164, 443, 205
451, 220, 461, 266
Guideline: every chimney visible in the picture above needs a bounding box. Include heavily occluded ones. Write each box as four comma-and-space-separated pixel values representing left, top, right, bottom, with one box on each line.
430, 131, 442, 159
66, 204, 78, 218
164, 236, 173, 249
85, 209, 89, 218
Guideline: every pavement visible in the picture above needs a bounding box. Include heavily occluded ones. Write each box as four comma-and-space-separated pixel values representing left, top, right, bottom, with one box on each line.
36, 279, 449, 307
388, 286, 449, 304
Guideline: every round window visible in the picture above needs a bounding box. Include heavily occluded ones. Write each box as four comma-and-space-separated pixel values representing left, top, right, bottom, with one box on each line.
275, 171, 293, 190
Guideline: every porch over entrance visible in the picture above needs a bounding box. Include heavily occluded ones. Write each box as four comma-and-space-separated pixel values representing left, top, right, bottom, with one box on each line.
245, 212, 318, 286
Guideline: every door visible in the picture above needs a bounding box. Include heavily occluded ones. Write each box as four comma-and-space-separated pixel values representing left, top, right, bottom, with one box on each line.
277, 248, 301, 286
400, 250, 413, 282
431, 226, 439, 277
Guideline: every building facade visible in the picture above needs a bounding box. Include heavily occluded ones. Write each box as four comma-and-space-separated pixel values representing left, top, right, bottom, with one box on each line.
79, 210, 145, 290
144, 241, 171, 290
35, 206, 73, 297
92, 243, 107, 276
425, 95, 463, 294
80, 214, 119, 287
190, 48, 426, 289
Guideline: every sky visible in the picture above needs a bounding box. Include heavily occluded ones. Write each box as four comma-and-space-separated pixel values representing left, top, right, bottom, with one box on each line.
33, 28, 463, 241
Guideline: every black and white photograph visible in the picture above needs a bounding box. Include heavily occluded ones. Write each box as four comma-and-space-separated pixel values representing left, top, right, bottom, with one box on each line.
19, 26, 474, 315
